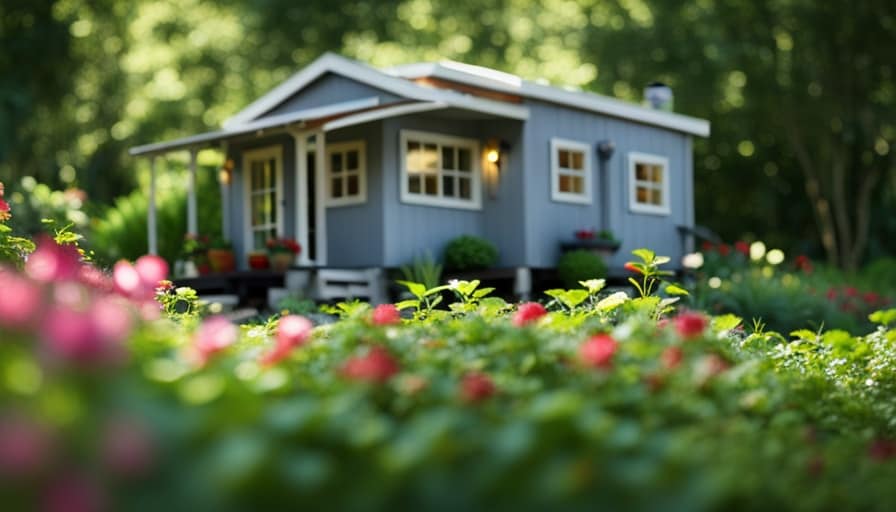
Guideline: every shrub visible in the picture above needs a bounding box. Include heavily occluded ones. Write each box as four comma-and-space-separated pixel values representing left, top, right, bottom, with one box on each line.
443, 235, 498, 271
557, 249, 607, 288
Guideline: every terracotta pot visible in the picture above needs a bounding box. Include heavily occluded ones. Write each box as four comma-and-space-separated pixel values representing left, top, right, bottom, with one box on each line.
269, 251, 295, 272
248, 253, 270, 270
207, 248, 236, 273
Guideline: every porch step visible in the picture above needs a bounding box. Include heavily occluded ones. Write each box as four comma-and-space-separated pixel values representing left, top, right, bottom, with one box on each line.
313, 268, 387, 305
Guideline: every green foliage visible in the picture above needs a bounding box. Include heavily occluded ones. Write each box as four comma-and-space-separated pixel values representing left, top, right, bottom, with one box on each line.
557, 250, 607, 288
443, 235, 498, 271
276, 295, 319, 316
4, 177, 89, 237
400, 251, 443, 290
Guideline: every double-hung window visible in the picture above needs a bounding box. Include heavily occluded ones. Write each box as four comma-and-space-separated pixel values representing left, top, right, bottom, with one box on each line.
628, 152, 670, 215
550, 138, 592, 204
326, 140, 366, 206
400, 130, 481, 210
243, 146, 283, 252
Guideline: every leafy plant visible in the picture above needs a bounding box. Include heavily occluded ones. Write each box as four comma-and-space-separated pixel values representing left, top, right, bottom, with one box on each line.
443, 235, 498, 271
400, 250, 443, 290
557, 249, 606, 288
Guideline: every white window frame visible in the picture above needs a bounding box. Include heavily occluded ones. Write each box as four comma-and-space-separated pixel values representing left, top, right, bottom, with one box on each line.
399, 129, 482, 210
628, 151, 671, 216
242, 145, 284, 254
325, 140, 367, 207
550, 138, 592, 204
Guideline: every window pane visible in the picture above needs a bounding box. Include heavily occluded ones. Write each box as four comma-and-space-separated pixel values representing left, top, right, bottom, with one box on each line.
252, 196, 264, 225
442, 146, 455, 170
254, 231, 265, 251
559, 175, 571, 192
637, 186, 648, 203
459, 177, 471, 199
347, 175, 359, 196
331, 153, 343, 173
457, 148, 471, 171
251, 162, 263, 190
423, 143, 438, 170
650, 165, 663, 183
636, 163, 648, 181
268, 192, 276, 223
424, 175, 438, 196
331, 177, 343, 198
571, 176, 583, 194
407, 141, 421, 170
571, 151, 583, 170
651, 189, 663, 205
559, 150, 569, 169
408, 175, 421, 194
442, 175, 455, 197
346, 150, 358, 170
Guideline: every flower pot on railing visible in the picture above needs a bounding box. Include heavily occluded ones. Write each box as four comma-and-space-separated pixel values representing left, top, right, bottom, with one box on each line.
562, 229, 621, 264
207, 237, 236, 273
248, 252, 270, 270
266, 238, 301, 272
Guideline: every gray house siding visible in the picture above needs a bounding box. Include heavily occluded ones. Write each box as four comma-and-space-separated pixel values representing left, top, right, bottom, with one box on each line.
380, 115, 526, 268
263, 73, 402, 118
324, 122, 386, 267
522, 100, 692, 269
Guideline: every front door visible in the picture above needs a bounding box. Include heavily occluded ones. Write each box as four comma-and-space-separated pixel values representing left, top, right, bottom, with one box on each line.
243, 146, 283, 255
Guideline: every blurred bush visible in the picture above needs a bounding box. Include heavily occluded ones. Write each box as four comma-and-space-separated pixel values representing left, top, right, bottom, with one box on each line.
443, 235, 498, 271
5, 176, 89, 236
557, 249, 607, 288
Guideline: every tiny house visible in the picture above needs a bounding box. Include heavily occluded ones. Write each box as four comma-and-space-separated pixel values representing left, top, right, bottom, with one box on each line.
131, 53, 709, 281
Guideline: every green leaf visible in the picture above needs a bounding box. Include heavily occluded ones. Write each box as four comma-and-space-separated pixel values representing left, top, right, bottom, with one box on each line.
424, 284, 451, 297
395, 299, 419, 311
545, 289, 589, 309
789, 329, 817, 341
664, 284, 689, 296
632, 248, 655, 263
654, 256, 671, 265
473, 287, 495, 299
869, 308, 896, 326
596, 291, 629, 312
712, 314, 742, 332
397, 280, 426, 299
579, 278, 606, 293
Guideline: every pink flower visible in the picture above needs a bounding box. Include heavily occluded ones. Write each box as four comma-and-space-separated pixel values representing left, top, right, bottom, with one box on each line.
579, 334, 618, 369
135, 255, 168, 290
0, 197, 9, 221
460, 372, 497, 403
114, 255, 168, 300
260, 315, 313, 366
674, 311, 708, 339
695, 354, 730, 383
661, 346, 684, 369
0, 269, 42, 328
78, 264, 113, 292
90, 295, 134, 346
0, 415, 51, 477
512, 302, 547, 327
24, 236, 81, 282
340, 346, 400, 383
41, 473, 104, 512
371, 304, 401, 326
101, 416, 155, 478
193, 316, 238, 365
41, 305, 104, 364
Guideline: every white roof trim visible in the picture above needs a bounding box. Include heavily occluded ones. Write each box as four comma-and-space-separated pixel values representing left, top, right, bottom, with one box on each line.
223, 53, 528, 128
386, 61, 710, 137
130, 97, 380, 156
322, 102, 447, 132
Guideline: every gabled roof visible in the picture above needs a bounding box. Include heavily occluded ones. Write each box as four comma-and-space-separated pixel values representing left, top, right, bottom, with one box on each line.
386, 60, 710, 137
226, 53, 709, 137
223, 53, 529, 129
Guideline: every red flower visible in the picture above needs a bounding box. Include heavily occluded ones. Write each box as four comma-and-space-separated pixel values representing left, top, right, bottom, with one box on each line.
734, 241, 750, 256
371, 304, 401, 326
794, 255, 813, 274
826, 288, 837, 301
661, 346, 684, 370
701, 241, 714, 252
579, 334, 618, 369
260, 315, 313, 366
844, 286, 858, 298
460, 372, 496, 403
674, 311, 708, 339
266, 238, 301, 254
863, 291, 880, 305
696, 353, 730, 382
869, 438, 896, 462
0, 198, 9, 221
623, 262, 642, 274
341, 346, 399, 383
717, 243, 731, 256
513, 302, 547, 327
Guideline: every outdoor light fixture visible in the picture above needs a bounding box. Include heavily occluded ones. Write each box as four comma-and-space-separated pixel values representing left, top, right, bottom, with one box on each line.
597, 140, 615, 161
483, 139, 512, 199
486, 148, 500, 164
218, 158, 234, 185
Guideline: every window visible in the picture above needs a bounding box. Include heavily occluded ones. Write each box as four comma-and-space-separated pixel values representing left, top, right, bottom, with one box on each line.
400, 130, 481, 210
550, 138, 592, 204
243, 146, 283, 252
326, 140, 366, 206
628, 152, 670, 215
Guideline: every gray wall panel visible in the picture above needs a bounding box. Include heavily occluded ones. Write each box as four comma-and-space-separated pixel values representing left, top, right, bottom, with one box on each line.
264, 73, 401, 117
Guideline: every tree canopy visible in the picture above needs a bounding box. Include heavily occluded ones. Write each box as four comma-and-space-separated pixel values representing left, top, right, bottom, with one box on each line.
1, 0, 894, 267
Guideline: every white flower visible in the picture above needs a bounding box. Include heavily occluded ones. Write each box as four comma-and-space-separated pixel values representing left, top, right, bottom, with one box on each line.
682, 252, 704, 269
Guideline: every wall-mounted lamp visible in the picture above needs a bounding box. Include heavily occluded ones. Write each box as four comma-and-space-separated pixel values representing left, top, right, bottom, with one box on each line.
597, 140, 615, 161
483, 139, 512, 199
218, 158, 234, 185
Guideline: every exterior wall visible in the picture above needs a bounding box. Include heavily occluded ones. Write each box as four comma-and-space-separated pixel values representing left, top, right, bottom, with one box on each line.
380, 114, 525, 268
324, 122, 386, 267
226, 133, 295, 269
264, 73, 402, 117
521, 99, 693, 270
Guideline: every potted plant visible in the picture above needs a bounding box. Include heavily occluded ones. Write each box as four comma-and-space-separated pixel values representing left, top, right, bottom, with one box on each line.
266, 237, 301, 271
182, 234, 211, 276
207, 237, 236, 273
247, 251, 270, 270
561, 228, 621, 262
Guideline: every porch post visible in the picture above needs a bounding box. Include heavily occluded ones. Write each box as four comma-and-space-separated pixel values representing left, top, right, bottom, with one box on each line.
147, 155, 158, 255
291, 130, 311, 265
313, 130, 327, 265
186, 147, 198, 236
220, 142, 231, 240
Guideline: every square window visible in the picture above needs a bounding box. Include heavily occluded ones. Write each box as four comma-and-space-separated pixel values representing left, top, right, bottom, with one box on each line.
551, 139, 591, 203
629, 153, 669, 214
327, 141, 366, 205
400, 131, 480, 209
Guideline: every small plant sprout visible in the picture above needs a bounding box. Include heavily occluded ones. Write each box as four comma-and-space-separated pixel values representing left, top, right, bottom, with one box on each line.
624, 248, 689, 299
